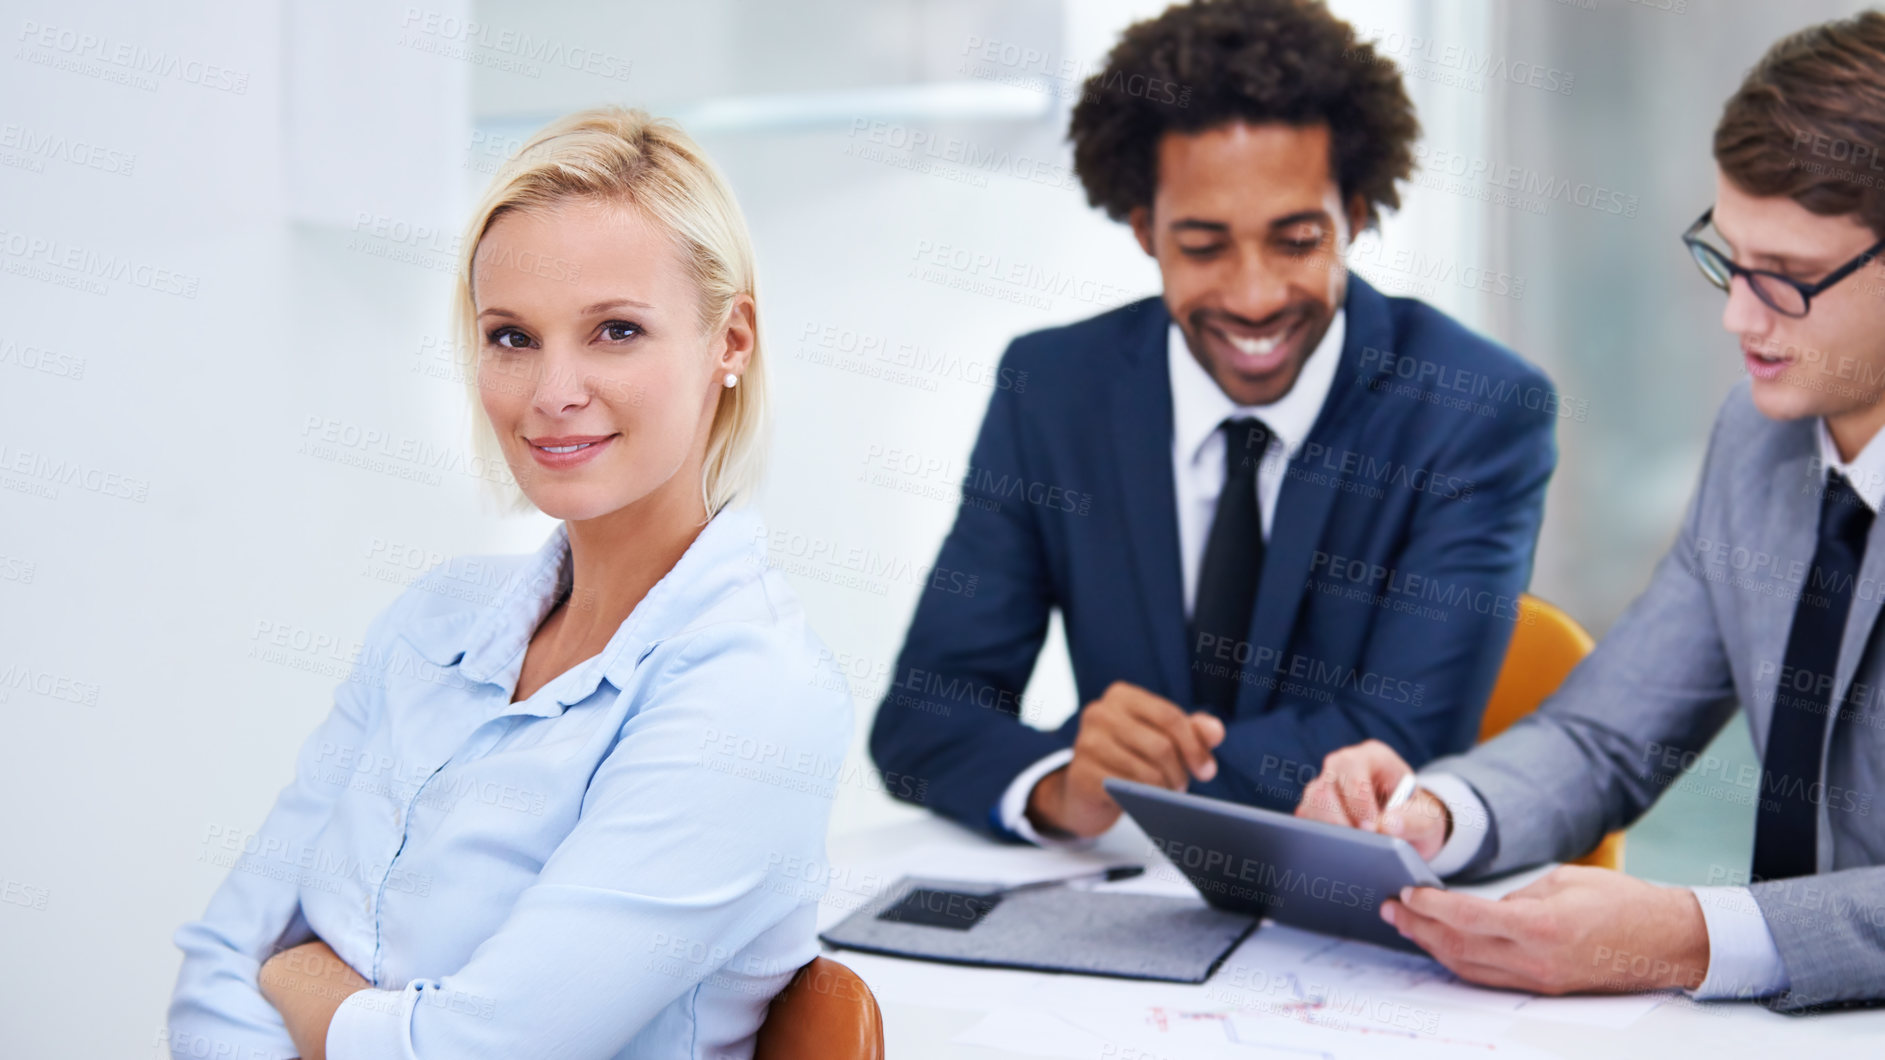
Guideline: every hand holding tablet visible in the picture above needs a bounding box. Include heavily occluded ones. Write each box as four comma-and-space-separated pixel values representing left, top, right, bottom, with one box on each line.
1106, 778, 1443, 953
1295, 739, 1452, 859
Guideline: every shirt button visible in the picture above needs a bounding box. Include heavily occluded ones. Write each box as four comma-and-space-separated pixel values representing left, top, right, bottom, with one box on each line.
363, 895, 371, 915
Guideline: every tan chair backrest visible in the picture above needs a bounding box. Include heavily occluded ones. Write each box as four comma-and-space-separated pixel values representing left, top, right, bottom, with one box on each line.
754, 956, 884, 1060
1479, 594, 1625, 871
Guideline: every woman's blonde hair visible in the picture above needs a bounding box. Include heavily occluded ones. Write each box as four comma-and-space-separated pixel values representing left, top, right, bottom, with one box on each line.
451, 106, 767, 517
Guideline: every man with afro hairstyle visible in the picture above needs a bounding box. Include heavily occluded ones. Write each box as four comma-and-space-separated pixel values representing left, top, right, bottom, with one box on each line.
872, 0, 1557, 848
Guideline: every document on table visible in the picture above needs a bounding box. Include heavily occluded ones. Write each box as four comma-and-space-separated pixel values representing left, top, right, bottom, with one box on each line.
951, 998, 1549, 1060
941, 918, 1675, 1058
1211, 922, 1675, 1030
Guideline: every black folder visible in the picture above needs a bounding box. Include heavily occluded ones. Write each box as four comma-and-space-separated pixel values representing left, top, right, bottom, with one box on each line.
818, 874, 1256, 983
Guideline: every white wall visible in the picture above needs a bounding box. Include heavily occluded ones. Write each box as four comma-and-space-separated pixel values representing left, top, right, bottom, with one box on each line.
0, 1, 498, 1055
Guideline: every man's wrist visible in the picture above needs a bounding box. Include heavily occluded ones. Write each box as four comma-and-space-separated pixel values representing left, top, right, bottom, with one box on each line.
1024, 767, 1075, 838
1662, 886, 1712, 991
1420, 789, 1453, 841
1414, 773, 1491, 877
1686, 886, 1788, 999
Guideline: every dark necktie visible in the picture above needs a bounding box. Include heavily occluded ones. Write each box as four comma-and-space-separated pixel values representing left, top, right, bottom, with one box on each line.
1190, 417, 1272, 717
1752, 469, 1874, 882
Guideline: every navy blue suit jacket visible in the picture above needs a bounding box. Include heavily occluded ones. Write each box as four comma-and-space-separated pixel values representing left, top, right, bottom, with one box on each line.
869, 276, 1559, 838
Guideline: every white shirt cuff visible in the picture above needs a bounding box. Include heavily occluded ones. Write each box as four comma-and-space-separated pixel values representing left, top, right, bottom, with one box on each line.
1416, 772, 1491, 878
997, 748, 1089, 847
1688, 886, 1791, 1000
326, 985, 416, 1057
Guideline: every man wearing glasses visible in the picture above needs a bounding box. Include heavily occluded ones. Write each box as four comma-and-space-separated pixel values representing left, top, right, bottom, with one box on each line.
1298, 11, 1885, 1010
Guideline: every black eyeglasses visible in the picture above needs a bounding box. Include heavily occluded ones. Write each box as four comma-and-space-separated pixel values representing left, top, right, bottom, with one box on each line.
1683, 207, 1885, 318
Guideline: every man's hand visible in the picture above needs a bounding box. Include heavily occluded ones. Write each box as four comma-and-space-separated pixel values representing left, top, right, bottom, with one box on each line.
1295, 738, 1450, 860
1381, 865, 1711, 994
1026, 681, 1225, 838
258, 939, 370, 1060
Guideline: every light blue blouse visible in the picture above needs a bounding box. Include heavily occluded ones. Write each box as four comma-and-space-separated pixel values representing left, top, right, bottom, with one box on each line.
168, 508, 853, 1059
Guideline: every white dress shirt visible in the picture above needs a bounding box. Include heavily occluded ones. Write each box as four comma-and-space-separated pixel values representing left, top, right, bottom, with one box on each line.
1422, 415, 1885, 1001
997, 311, 1348, 842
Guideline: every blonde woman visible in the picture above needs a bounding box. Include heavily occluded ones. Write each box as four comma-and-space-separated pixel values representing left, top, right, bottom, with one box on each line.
166, 108, 851, 1059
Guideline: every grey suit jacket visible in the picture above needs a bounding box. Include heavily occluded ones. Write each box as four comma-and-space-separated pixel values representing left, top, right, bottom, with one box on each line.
1428, 381, 1885, 1012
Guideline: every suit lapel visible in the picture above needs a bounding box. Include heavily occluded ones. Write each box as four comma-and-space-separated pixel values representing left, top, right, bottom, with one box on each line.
1110, 302, 1192, 700
1835, 502, 1885, 710
1746, 442, 1820, 758
1240, 278, 1394, 716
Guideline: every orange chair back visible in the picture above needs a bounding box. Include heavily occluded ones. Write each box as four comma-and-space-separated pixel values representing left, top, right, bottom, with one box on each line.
754, 956, 884, 1060
1479, 594, 1625, 871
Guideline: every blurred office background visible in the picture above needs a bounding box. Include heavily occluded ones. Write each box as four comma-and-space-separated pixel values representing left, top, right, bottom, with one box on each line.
0, 0, 1871, 1053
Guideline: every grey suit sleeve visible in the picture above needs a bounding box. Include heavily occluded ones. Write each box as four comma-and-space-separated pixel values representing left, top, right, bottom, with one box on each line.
1751, 869, 1885, 1011
1423, 400, 1742, 878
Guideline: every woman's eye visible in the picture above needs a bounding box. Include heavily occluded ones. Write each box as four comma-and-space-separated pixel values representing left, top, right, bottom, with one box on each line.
601, 320, 642, 342
1178, 244, 1224, 258
487, 327, 531, 349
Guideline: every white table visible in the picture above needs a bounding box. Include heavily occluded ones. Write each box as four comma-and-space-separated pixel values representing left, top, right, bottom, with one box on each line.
819, 814, 1885, 1059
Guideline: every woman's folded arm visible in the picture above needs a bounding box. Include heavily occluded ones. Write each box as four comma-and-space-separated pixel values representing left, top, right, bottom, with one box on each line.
324, 627, 850, 1059
166, 596, 408, 1060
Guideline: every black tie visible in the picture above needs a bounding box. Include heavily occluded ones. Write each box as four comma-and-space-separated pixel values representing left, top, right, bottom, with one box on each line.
1191, 417, 1272, 717
1752, 469, 1874, 882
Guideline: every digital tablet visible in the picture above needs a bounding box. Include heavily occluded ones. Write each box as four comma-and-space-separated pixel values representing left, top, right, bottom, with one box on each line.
1105, 778, 1442, 953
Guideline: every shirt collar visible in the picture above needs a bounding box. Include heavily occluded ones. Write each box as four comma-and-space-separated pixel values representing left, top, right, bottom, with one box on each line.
1168, 309, 1346, 469
1815, 418, 1885, 513
400, 507, 769, 714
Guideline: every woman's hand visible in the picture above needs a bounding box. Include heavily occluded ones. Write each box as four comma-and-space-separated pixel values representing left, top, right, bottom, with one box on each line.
258, 939, 370, 1060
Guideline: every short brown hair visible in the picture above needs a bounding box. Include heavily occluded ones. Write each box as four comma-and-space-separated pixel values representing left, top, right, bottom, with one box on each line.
1715, 11, 1885, 239
1068, 0, 1418, 229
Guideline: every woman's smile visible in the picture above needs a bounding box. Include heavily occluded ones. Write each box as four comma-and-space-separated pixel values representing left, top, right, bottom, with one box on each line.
524, 432, 618, 469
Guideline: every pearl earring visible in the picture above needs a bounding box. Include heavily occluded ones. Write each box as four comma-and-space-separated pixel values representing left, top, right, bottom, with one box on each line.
723, 373, 739, 388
